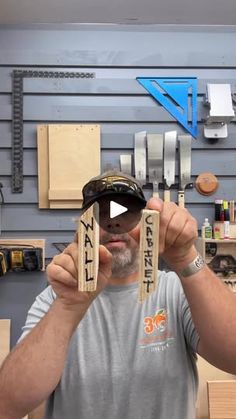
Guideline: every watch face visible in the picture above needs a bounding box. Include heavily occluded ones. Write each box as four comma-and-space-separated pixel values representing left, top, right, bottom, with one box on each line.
180, 253, 205, 277
195, 255, 205, 269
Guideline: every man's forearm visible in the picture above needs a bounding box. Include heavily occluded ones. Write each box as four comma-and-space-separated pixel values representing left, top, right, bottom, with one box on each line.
0, 298, 89, 419
175, 251, 236, 373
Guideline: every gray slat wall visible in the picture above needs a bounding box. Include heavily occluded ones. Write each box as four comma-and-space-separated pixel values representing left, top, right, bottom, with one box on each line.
1, 24, 236, 345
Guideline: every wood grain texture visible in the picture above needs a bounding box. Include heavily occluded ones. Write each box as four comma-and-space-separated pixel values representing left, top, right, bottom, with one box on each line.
196, 357, 236, 419
48, 124, 100, 209
37, 124, 100, 209
138, 209, 159, 303
0, 319, 10, 366
77, 203, 99, 292
207, 380, 236, 418
37, 125, 49, 208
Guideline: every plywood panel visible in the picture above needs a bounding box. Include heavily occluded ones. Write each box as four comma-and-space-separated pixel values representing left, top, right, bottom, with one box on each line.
48, 124, 100, 208
37, 125, 49, 209
207, 380, 236, 418
0, 319, 10, 366
196, 356, 236, 419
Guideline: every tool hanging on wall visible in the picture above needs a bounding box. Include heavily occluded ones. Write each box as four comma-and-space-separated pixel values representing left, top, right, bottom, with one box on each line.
120, 155, 132, 176
195, 172, 219, 196
134, 131, 147, 187
163, 131, 177, 202
204, 84, 235, 139
11, 69, 95, 193
147, 134, 163, 198
178, 135, 192, 208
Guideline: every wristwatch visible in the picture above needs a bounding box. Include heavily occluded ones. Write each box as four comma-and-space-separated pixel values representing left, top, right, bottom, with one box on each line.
180, 253, 205, 277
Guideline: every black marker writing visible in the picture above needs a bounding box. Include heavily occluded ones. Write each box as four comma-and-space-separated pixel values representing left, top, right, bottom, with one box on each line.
85, 251, 93, 264
85, 269, 93, 282
84, 233, 93, 248
146, 215, 153, 225
143, 279, 154, 293
80, 216, 94, 232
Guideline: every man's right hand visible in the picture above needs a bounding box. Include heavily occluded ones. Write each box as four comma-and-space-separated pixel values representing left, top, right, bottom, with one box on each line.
46, 242, 112, 310
0, 241, 112, 419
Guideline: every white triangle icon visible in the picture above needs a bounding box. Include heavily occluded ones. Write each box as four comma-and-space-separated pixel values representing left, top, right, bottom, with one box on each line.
110, 201, 128, 219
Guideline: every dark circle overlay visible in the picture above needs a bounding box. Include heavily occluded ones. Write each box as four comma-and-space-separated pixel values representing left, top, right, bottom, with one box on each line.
95, 194, 145, 234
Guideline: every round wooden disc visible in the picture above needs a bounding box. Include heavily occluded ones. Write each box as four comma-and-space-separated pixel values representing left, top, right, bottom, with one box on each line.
195, 172, 219, 195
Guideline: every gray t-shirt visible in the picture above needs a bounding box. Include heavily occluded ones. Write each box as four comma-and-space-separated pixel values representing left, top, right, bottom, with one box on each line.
19, 270, 200, 419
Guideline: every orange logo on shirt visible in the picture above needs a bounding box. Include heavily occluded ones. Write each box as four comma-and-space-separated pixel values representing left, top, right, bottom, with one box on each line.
144, 309, 167, 334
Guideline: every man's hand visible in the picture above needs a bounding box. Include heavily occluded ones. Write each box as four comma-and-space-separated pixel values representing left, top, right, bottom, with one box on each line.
46, 242, 112, 310
146, 197, 198, 272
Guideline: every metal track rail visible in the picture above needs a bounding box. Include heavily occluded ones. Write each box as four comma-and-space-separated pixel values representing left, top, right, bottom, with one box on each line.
11, 69, 95, 193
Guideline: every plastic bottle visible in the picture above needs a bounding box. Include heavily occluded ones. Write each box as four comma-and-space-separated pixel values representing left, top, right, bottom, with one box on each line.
201, 218, 212, 239
213, 225, 221, 240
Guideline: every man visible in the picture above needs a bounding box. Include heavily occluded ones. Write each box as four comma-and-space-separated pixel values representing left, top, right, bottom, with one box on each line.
0, 171, 236, 419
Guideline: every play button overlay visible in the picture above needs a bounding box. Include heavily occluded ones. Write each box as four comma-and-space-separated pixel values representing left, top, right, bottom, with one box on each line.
110, 201, 128, 219
95, 195, 145, 234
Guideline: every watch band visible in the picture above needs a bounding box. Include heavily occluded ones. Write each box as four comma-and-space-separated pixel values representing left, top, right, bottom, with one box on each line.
180, 253, 205, 277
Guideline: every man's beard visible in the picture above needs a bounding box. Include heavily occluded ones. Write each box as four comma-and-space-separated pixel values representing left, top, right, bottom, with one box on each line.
101, 233, 139, 278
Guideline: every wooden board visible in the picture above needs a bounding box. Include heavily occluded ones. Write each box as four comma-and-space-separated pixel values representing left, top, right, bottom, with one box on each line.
77, 203, 99, 292
0, 319, 10, 367
37, 124, 100, 209
196, 356, 236, 419
48, 124, 100, 209
138, 209, 159, 303
207, 380, 236, 418
37, 125, 49, 209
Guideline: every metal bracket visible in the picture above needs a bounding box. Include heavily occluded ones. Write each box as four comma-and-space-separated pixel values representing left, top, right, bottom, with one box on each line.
204, 84, 235, 139
11, 69, 95, 193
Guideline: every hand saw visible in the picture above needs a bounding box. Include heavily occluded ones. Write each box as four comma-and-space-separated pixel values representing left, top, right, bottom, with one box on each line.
120, 154, 132, 176
147, 134, 163, 198
178, 135, 192, 208
134, 131, 147, 186
163, 131, 177, 203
